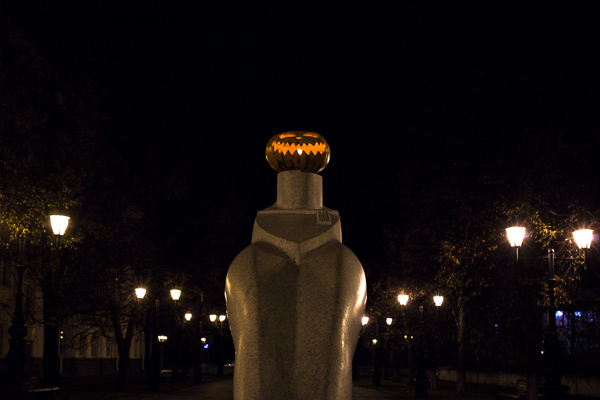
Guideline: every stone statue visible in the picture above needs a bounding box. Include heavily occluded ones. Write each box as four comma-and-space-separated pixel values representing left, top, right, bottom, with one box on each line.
225, 131, 367, 399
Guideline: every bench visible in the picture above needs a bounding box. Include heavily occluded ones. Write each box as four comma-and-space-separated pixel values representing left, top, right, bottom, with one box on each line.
499, 379, 542, 399
28, 376, 59, 399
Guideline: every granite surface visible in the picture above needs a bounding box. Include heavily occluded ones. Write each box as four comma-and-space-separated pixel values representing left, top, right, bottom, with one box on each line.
225, 171, 367, 400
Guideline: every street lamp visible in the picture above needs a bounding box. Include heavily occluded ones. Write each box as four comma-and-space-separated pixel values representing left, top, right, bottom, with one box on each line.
185, 313, 192, 322
506, 226, 593, 398
7, 215, 70, 393
210, 314, 228, 377
506, 226, 526, 261
136, 286, 183, 389
135, 288, 147, 299
170, 289, 182, 302
398, 294, 409, 306
398, 293, 443, 398
573, 229, 593, 253
50, 215, 70, 236
43, 214, 70, 386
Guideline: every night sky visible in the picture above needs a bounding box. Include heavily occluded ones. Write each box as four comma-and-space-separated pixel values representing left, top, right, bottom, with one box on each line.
8, 3, 600, 277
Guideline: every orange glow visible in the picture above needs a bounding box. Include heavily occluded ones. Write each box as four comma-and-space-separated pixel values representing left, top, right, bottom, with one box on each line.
271, 141, 327, 155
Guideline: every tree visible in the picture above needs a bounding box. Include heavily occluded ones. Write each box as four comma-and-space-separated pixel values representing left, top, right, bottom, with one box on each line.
0, 3, 108, 384
378, 127, 600, 393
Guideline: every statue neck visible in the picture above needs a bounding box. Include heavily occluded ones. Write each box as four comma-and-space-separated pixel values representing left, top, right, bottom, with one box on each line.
274, 170, 323, 210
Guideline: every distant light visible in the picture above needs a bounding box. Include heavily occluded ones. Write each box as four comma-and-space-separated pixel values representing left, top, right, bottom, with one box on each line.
404, 335, 408, 339
556, 311, 563, 318
506, 227, 526, 247
135, 288, 146, 299
386, 318, 393, 325
575, 311, 582, 317
372, 339, 377, 345
158, 335, 168, 342
573, 229, 593, 249
362, 316, 369, 326
50, 215, 70, 236
297, 149, 303, 155
204, 344, 209, 349
185, 313, 192, 321
170, 289, 181, 301
201, 337, 206, 343
398, 294, 409, 306
210, 314, 217, 322
219, 315, 226, 322
433, 295, 444, 307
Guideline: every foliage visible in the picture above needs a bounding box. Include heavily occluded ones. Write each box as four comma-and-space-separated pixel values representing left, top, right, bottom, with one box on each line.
376, 133, 600, 374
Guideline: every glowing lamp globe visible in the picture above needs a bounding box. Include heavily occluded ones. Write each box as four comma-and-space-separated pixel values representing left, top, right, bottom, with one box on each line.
50, 215, 70, 236
506, 227, 526, 247
362, 316, 369, 326
170, 289, 181, 301
219, 315, 227, 322
185, 313, 192, 321
265, 131, 330, 173
398, 294, 409, 306
386, 318, 393, 325
573, 229, 593, 249
433, 295, 444, 307
135, 288, 146, 299
210, 314, 217, 322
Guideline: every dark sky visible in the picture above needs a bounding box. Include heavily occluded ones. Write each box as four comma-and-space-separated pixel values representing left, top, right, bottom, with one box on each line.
10, 3, 600, 268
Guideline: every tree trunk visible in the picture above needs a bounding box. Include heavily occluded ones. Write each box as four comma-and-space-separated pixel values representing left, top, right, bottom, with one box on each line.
456, 304, 466, 395
113, 305, 137, 390
117, 353, 130, 389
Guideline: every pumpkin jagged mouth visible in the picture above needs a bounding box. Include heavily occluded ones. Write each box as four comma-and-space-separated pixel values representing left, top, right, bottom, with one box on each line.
271, 141, 327, 155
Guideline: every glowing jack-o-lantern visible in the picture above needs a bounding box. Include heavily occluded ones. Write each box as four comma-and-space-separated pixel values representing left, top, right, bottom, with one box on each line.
265, 131, 330, 173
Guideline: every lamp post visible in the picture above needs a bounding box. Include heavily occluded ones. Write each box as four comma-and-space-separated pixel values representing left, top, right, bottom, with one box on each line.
169, 288, 184, 382
398, 293, 443, 398
371, 317, 382, 387
6, 215, 70, 395
44, 214, 69, 386
136, 286, 183, 391
210, 314, 227, 377
506, 226, 592, 398
5, 235, 28, 396
192, 292, 205, 383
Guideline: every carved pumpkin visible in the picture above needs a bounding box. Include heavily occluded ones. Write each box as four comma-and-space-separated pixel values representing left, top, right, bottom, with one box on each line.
265, 131, 330, 173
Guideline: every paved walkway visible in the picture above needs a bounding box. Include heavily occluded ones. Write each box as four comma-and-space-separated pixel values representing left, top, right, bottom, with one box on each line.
142, 377, 496, 400
144, 381, 399, 399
